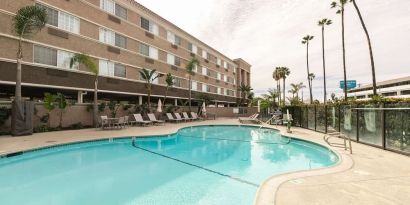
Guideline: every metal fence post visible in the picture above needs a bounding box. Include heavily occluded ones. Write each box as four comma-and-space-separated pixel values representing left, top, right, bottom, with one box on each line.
356, 105, 359, 142
325, 105, 328, 133
382, 103, 386, 150
314, 105, 317, 131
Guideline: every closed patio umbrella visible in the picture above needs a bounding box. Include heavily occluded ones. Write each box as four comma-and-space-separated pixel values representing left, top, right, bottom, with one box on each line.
157, 99, 162, 113
202, 102, 206, 116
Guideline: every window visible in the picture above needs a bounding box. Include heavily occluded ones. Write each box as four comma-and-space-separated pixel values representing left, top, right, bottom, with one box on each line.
57, 50, 78, 70
34, 45, 57, 66
115, 33, 127, 49
173, 78, 182, 87
401, 90, 410, 95
224, 75, 228, 82
224, 89, 228, 96
223, 61, 228, 69
114, 64, 126, 78
99, 28, 115, 45
99, 60, 114, 76
167, 54, 181, 66
115, 4, 127, 19
202, 67, 207, 76
100, 0, 115, 14
217, 58, 221, 66
202, 50, 208, 59
188, 43, 197, 54
217, 73, 222, 80
139, 44, 158, 59
191, 81, 198, 91
140, 17, 158, 35
193, 64, 198, 73
37, 4, 79, 34
167, 31, 181, 45
217, 87, 221, 95
202, 84, 208, 92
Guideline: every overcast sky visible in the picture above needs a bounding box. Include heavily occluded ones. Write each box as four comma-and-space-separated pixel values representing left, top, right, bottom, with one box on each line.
137, 0, 410, 101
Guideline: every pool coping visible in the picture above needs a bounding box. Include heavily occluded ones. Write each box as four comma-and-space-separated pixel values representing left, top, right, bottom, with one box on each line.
0, 123, 353, 205
253, 128, 354, 205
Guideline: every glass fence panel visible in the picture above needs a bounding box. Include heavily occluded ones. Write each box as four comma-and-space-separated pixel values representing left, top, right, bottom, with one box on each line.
357, 104, 383, 146
316, 106, 326, 133
340, 105, 357, 141
327, 105, 339, 132
301, 107, 308, 128
308, 106, 315, 130
385, 103, 410, 154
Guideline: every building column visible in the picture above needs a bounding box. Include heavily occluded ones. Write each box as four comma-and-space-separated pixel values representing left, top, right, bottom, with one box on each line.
139, 96, 143, 105
174, 98, 178, 106
77, 91, 84, 104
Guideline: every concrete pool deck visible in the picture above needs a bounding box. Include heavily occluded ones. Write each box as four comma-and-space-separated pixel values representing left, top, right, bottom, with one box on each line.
0, 119, 409, 205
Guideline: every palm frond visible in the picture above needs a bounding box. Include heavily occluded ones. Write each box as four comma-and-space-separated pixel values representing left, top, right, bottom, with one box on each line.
70, 53, 98, 75
13, 6, 47, 37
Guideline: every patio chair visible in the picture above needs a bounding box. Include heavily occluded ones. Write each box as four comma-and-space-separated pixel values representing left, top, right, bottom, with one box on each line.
182, 112, 194, 121
112, 117, 126, 129
239, 114, 260, 124
190, 112, 202, 121
166, 113, 182, 123
132, 114, 152, 126
100, 115, 110, 129
148, 113, 165, 125
174, 113, 187, 122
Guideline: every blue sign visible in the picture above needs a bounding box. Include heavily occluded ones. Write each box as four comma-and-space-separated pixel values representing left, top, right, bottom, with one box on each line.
340, 80, 357, 90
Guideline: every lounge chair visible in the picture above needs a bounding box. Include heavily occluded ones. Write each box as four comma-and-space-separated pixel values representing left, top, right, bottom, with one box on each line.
239, 114, 260, 124
182, 112, 194, 121
100, 115, 110, 129
132, 114, 152, 126
190, 112, 202, 121
166, 113, 182, 123
112, 117, 126, 129
174, 113, 187, 122
148, 113, 165, 125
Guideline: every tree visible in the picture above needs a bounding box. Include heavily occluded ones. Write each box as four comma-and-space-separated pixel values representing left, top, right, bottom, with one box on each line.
302, 35, 314, 104
238, 83, 253, 106
43, 93, 67, 129
13, 6, 47, 102
70, 54, 98, 127
309, 73, 316, 97
185, 58, 199, 111
318, 18, 332, 105
262, 88, 279, 108
272, 68, 282, 104
163, 73, 174, 108
350, 0, 377, 96
139, 69, 163, 109
278, 67, 290, 106
332, 0, 349, 100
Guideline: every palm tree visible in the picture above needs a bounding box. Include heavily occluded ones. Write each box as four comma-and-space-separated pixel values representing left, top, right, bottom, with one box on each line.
272, 68, 282, 104
318, 18, 332, 104
296, 82, 306, 100
308, 73, 316, 99
163, 73, 174, 107
139, 69, 163, 109
185, 58, 199, 111
238, 83, 253, 106
12, 6, 47, 102
278, 67, 290, 106
302, 35, 314, 104
350, 0, 377, 96
332, 0, 349, 100
70, 54, 98, 127
262, 88, 279, 108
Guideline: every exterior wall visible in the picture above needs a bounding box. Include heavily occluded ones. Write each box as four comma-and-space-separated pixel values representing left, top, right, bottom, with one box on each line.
233, 58, 252, 98
0, 0, 246, 102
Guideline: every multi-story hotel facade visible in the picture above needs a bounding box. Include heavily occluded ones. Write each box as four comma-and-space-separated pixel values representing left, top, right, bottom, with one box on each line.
0, 0, 251, 106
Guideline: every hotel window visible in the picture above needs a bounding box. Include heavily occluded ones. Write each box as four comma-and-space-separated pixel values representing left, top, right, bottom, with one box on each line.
223, 61, 228, 69
167, 54, 181, 66
188, 43, 197, 54
115, 33, 127, 49
99, 60, 126, 78
57, 50, 79, 70
34, 45, 79, 70
217, 58, 221, 66
37, 4, 79, 34
193, 64, 198, 73
100, 0, 115, 14
224, 89, 228, 96
224, 75, 228, 82
167, 31, 181, 45
202, 67, 208, 76
99, 28, 115, 45
217, 73, 222, 80
115, 4, 127, 19
114, 64, 126, 78
139, 44, 158, 60
173, 78, 182, 87
217, 87, 221, 95
140, 17, 159, 35
191, 81, 198, 91
202, 84, 208, 92
202, 50, 209, 59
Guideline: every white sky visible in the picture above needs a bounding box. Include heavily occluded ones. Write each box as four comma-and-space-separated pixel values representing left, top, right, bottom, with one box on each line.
136, 0, 410, 100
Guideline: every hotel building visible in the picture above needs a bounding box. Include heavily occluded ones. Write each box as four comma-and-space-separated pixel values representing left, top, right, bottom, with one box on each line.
0, 0, 251, 106
347, 76, 410, 100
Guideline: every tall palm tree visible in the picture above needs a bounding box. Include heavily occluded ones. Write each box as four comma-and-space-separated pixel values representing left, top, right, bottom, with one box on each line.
296, 82, 306, 100
278, 67, 290, 106
302, 35, 314, 104
163, 73, 174, 107
318, 18, 332, 104
185, 58, 199, 111
262, 88, 279, 108
12, 6, 47, 102
332, 0, 349, 100
238, 83, 253, 106
139, 69, 163, 109
70, 54, 98, 127
288, 84, 298, 98
350, 0, 377, 96
273, 67, 282, 104
309, 73, 316, 99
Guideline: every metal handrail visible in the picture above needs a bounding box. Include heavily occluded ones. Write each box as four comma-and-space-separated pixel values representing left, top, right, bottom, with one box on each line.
324, 132, 353, 154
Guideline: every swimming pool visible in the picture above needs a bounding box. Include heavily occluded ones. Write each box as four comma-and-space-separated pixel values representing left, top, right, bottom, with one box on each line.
0, 125, 338, 205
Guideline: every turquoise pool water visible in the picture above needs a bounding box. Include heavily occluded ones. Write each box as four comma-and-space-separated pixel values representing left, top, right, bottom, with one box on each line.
0, 125, 338, 205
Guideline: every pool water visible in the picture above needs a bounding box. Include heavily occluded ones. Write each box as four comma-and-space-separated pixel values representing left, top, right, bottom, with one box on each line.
0, 125, 338, 205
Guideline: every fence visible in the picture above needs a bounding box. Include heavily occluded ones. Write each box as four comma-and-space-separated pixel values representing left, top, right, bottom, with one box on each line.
279, 103, 410, 156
